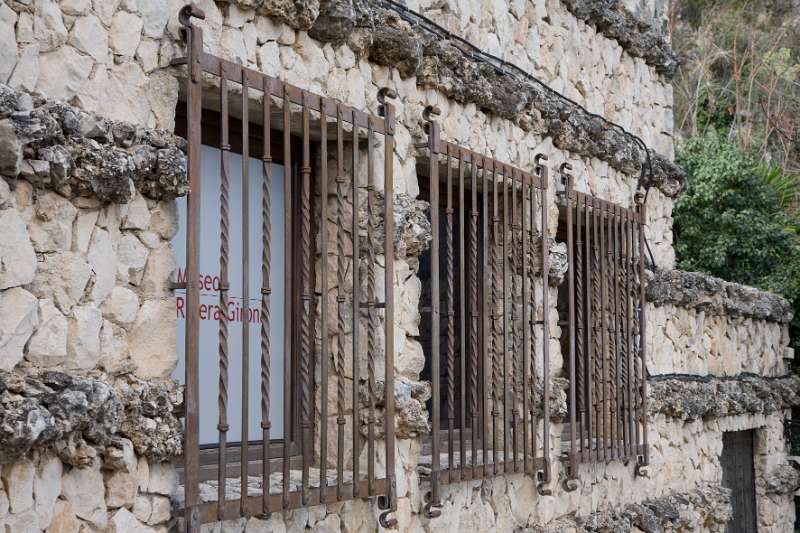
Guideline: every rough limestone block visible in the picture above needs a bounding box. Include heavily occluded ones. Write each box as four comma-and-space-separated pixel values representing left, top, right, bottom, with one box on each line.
28, 251, 92, 314
61, 463, 107, 529
1, 458, 34, 514
101, 286, 140, 326
66, 304, 103, 370
0, 287, 39, 371
0, 208, 36, 290
129, 299, 176, 378
26, 298, 68, 367
33, 455, 62, 527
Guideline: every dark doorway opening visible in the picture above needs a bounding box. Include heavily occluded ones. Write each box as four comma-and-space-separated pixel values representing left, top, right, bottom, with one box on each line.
721, 430, 758, 533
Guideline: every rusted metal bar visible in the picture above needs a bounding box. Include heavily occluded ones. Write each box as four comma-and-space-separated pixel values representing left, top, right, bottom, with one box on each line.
613, 206, 622, 461
239, 69, 251, 515
317, 95, 328, 505
605, 205, 616, 461
351, 107, 362, 500
377, 87, 398, 528
424, 106, 442, 517
521, 166, 531, 476
620, 209, 630, 461
180, 5, 204, 530
591, 200, 601, 464
281, 87, 292, 511
335, 104, 346, 502
501, 164, 510, 474
458, 151, 467, 480
299, 92, 312, 506
510, 168, 520, 473
636, 193, 649, 473
259, 78, 273, 515
575, 192, 585, 464
216, 62, 231, 520
563, 164, 577, 484
445, 143, 456, 482
469, 156, 480, 475
366, 114, 377, 497
482, 160, 490, 479
537, 155, 551, 493
528, 170, 539, 476
490, 161, 501, 475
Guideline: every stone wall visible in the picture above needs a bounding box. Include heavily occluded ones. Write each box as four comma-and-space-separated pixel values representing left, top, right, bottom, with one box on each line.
0, 0, 796, 532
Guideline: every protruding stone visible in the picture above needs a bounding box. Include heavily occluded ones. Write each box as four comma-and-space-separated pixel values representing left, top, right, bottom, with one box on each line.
148, 201, 178, 240
0, 119, 21, 178
46, 499, 81, 533
98, 319, 129, 372
33, 0, 68, 52
1, 457, 34, 513
72, 209, 99, 254
109, 11, 144, 57
117, 233, 149, 285
101, 286, 140, 325
68, 14, 109, 63
33, 455, 62, 527
87, 228, 117, 304
28, 251, 92, 313
36, 46, 94, 102
61, 462, 107, 528
147, 462, 177, 496
122, 192, 151, 231
140, 245, 175, 299
28, 191, 78, 253
0, 287, 38, 371
0, 208, 36, 291
110, 507, 158, 533
129, 299, 176, 378
66, 305, 103, 370
105, 469, 138, 509
26, 299, 68, 367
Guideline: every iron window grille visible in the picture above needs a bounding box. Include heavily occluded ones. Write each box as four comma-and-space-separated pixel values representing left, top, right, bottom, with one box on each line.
416, 106, 553, 518
175, 5, 398, 529
559, 166, 649, 488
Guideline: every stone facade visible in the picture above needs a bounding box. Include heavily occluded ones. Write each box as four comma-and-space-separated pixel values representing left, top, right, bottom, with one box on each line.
0, 1, 797, 533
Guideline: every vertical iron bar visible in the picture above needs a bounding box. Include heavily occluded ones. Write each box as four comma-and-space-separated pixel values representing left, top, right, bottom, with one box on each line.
575, 193, 585, 463
445, 144, 455, 479
259, 78, 273, 515
366, 115, 377, 495
528, 175, 539, 473
521, 169, 530, 475
216, 65, 231, 520
240, 71, 251, 515
281, 88, 292, 511
300, 92, 312, 506
510, 169, 520, 472
458, 152, 467, 480
481, 160, 490, 478
619, 209, 629, 460
637, 196, 649, 466
539, 159, 551, 486
182, 11, 203, 531
491, 161, 501, 474
599, 201, 608, 462
565, 171, 577, 477
335, 105, 346, 501
469, 156, 480, 475
613, 206, 622, 461
428, 118, 441, 507
318, 97, 329, 503
351, 110, 361, 499
588, 197, 597, 463
606, 206, 616, 461
380, 91, 398, 526
501, 165, 510, 472
625, 210, 634, 460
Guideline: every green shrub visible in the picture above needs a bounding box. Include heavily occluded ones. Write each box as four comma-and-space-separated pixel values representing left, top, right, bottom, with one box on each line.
674, 133, 800, 352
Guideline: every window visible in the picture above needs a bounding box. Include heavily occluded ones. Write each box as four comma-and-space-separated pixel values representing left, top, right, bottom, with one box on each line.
560, 174, 649, 483
418, 111, 553, 517
175, 13, 399, 526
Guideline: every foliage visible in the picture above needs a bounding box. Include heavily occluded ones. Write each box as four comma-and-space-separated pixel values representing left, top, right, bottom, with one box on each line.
670, 0, 800, 176
674, 133, 800, 351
